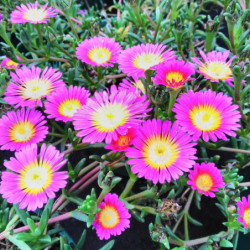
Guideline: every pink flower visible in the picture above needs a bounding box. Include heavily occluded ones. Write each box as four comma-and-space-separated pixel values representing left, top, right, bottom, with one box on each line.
105, 128, 137, 152
93, 193, 131, 240
0, 108, 48, 151
10, 1, 58, 24
76, 37, 122, 67
237, 195, 250, 229
44, 86, 90, 122
153, 60, 195, 90
1, 56, 22, 70
187, 162, 225, 198
73, 85, 151, 144
172, 90, 241, 142
119, 77, 145, 95
126, 119, 197, 184
191, 50, 236, 86
4, 66, 66, 108
118, 43, 176, 78
0, 143, 68, 211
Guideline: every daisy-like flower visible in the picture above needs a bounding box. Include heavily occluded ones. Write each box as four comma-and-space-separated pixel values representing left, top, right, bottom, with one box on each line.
0, 108, 48, 151
93, 193, 131, 240
105, 128, 137, 152
173, 90, 241, 142
4, 66, 66, 108
153, 60, 195, 90
1, 56, 22, 70
44, 86, 90, 123
237, 195, 250, 229
118, 43, 176, 78
73, 85, 151, 144
0, 143, 68, 211
191, 50, 236, 86
187, 162, 225, 198
126, 119, 197, 184
119, 78, 146, 94
76, 37, 122, 67
10, 1, 58, 24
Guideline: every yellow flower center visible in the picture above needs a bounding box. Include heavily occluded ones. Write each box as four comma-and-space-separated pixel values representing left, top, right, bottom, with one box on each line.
133, 53, 163, 70
244, 209, 250, 226
195, 174, 213, 191
190, 105, 222, 131
58, 99, 81, 118
22, 78, 52, 100
117, 134, 130, 147
88, 47, 111, 64
24, 9, 47, 22
19, 162, 52, 194
200, 62, 232, 80
99, 206, 120, 228
92, 103, 130, 132
166, 72, 183, 83
143, 136, 179, 170
133, 80, 145, 94
9, 122, 35, 142
6, 60, 19, 68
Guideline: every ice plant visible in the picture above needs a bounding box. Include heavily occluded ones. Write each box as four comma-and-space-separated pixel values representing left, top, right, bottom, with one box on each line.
10, 1, 58, 24
1, 56, 22, 70
153, 60, 195, 90
76, 37, 122, 67
93, 193, 131, 240
126, 119, 197, 184
0, 143, 68, 211
119, 78, 146, 94
4, 66, 66, 108
191, 50, 236, 86
187, 162, 225, 198
44, 86, 90, 122
173, 90, 241, 142
0, 108, 48, 151
73, 85, 151, 144
118, 43, 176, 78
237, 195, 250, 229
105, 128, 137, 152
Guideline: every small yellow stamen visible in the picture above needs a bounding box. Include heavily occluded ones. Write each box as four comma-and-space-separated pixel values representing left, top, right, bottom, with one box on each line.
117, 135, 130, 147
196, 174, 213, 191
143, 136, 179, 170
200, 61, 232, 80
133, 53, 163, 70
6, 60, 19, 68
190, 105, 222, 131
88, 47, 111, 64
99, 206, 120, 228
24, 9, 47, 22
19, 162, 52, 194
244, 209, 250, 226
9, 122, 35, 142
166, 72, 183, 83
92, 103, 130, 132
58, 99, 81, 117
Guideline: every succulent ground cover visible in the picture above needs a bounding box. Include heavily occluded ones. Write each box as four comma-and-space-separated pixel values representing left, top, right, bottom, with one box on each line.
0, 0, 249, 249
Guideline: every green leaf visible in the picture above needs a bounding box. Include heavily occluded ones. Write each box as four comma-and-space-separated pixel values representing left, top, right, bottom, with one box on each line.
87, 214, 95, 228
198, 244, 209, 250
219, 238, 233, 248
15, 232, 35, 242
164, 224, 183, 242
194, 191, 201, 210
75, 158, 86, 174
44, 199, 54, 215
6, 234, 32, 250
71, 211, 88, 222
13, 204, 29, 225
120, 199, 134, 209
37, 209, 49, 233
75, 229, 86, 250
27, 218, 36, 233
38, 235, 52, 243
187, 213, 203, 226
99, 240, 115, 250
160, 237, 170, 249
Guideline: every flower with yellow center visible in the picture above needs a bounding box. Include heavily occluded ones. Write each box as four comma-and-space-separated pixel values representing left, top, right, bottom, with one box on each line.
10, 1, 58, 24
88, 47, 112, 65
243, 209, 250, 227
237, 195, 250, 228
1, 56, 22, 70
0, 143, 68, 211
187, 162, 225, 198
126, 119, 197, 184
9, 121, 35, 142
59, 99, 81, 118
192, 50, 236, 86
133, 53, 163, 70
93, 193, 131, 240
173, 90, 241, 142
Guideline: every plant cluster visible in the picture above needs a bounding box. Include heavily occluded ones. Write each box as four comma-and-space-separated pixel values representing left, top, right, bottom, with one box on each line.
0, 0, 249, 249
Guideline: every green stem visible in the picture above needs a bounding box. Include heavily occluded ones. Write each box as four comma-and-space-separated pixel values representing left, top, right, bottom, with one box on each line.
54, 42, 74, 60
167, 90, 179, 118
97, 188, 111, 205
67, 17, 80, 41
35, 24, 47, 54
153, 15, 163, 44
48, 132, 65, 138
125, 189, 155, 202
120, 177, 137, 199
132, 205, 157, 215
210, 81, 218, 92
52, 138, 65, 146
184, 213, 189, 241
217, 147, 250, 154
159, 26, 172, 44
